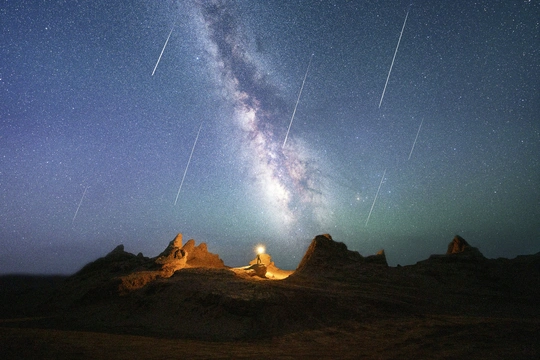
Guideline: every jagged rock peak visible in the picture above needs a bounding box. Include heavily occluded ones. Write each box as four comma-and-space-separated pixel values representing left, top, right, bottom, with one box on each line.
184, 240, 224, 268
171, 233, 183, 248
104, 244, 137, 260
74, 244, 143, 278
155, 233, 225, 270
447, 235, 484, 258
107, 244, 125, 255
156, 234, 186, 265
182, 239, 197, 253
295, 234, 366, 274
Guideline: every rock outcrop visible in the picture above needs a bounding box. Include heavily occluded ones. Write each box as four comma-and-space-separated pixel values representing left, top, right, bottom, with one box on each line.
446, 235, 484, 258
74, 244, 149, 279
155, 234, 225, 275
293, 234, 387, 278
419, 235, 485, 266
12, 232, 540, 347
181, 239, 225, 268
245, 263, 267, 277
231, 253, 291, 279
155, 234, 188, 275
365, 249, 388, 266
66, 233, 226, 296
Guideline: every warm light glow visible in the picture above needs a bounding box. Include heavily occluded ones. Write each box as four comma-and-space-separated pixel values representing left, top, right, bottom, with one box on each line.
256, 245, 265, 255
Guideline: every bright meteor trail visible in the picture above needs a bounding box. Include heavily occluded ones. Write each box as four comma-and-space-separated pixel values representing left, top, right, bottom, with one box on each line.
152, 25, 175, 76
365, 169, 386, 226
408, 118, 423, 160
378, 9, 409, 108
72, 186, 89, 225
174, 123, 203, 206
282, 53, 314, 149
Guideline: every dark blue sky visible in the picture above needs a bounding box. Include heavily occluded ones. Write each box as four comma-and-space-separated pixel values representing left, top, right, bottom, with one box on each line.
1, 0, 538, 274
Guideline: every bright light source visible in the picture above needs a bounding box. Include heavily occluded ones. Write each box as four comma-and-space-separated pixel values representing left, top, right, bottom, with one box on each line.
256, 245, 265, 255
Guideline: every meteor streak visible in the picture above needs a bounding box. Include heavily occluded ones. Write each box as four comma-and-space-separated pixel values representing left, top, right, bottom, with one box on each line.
282, 53, 314, 149
152, 24, 175, 76
365, 169, 386, 226
408, 118, 423, 160
378, 8, 409, 108
174, 123, 203, 206
72, 186, 89, 225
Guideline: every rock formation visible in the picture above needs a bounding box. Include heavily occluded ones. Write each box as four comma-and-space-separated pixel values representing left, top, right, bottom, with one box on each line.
294, 234, 387, 278
446, 235, 484, 258
365, 249, 388, 266
230, 253, 292, 279
4, 232, 540, 350
67, 233, 226, 295
244, 263, 267, 277
155, 234, 188, 275
181, 239, 225, 268
155, 233, 225, 274
74, 244, 149, 278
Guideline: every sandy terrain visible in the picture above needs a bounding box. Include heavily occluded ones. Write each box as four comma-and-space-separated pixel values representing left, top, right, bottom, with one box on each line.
1, 315, 538, 359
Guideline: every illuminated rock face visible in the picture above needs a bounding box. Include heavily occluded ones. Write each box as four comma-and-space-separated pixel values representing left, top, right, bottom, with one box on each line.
182, 239, 225, 268
245, 263, 267, 277
155, 234, 188, 274
155, 234, 225, 272
68, 233, 227, 295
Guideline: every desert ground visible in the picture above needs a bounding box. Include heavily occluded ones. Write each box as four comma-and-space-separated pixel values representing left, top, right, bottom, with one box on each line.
1, 234, 538, 359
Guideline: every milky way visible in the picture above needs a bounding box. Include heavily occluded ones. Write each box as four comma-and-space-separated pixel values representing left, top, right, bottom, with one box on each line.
1, 0, 538, 274
192, 0, 332, 235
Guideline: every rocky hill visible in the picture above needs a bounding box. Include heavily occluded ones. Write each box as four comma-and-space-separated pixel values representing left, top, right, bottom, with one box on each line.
1, 233, 539, 358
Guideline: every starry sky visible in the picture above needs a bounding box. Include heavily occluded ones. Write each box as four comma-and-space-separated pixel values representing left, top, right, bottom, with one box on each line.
1, 0, 539, 274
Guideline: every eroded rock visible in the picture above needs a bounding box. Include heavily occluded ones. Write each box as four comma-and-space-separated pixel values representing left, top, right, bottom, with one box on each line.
447, 235, 484, 258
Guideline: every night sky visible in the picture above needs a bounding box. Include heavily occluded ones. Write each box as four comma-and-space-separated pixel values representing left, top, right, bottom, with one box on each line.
1, 0, 539, 274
